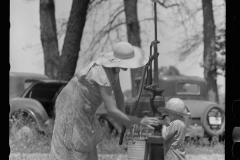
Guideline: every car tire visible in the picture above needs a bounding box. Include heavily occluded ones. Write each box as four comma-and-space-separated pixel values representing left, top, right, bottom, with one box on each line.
9, 110, 38, 141
200, 105, 225, 137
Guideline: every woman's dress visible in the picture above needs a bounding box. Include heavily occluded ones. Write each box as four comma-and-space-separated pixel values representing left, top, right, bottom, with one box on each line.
49, 61, 118, 160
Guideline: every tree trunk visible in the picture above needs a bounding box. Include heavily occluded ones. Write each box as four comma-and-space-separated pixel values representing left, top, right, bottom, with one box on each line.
202, 0, 219, 103
124, 0, 143, 97
58, 0, 90, 81
40, 0, 59, 79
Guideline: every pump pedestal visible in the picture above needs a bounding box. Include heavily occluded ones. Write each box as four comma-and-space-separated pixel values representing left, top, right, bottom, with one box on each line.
144, 136, 164, 160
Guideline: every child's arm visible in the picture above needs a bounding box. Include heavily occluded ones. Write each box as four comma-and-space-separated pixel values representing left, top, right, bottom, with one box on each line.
162, 125, 168, 140
161, 122, 176, 140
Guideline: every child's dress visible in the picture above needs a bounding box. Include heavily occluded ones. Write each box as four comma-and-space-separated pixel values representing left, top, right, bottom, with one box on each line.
163, 119, 187, 160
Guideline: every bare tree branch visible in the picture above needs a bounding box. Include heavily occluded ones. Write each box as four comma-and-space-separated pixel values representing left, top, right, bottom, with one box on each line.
56, 18, 68, 39
88, 0, 108, 12
157, 0, 180, 8
85, 3, 122, 52
87, 16, 155, 54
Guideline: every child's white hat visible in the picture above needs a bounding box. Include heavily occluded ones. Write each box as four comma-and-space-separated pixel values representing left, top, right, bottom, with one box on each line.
157, 98, 190, 117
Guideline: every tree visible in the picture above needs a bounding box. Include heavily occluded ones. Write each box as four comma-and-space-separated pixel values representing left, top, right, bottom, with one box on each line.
202, 0, 219, 103
40, 0, 59, 79
39, 0, 91, 81
215, 28, 225, 77
156, 0, 225, 103
58, 0, 91, 81
124, 0, 143, 97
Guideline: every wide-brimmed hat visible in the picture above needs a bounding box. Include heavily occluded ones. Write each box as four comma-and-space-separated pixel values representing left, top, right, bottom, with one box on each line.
157, 98, 190, 117
97, 42, 149, 68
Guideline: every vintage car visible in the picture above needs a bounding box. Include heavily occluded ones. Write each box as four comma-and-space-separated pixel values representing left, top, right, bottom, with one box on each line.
9, 79, 67, 135
125, 75, 225, 139
9, 73, 121, 137
10, 72, 49, 99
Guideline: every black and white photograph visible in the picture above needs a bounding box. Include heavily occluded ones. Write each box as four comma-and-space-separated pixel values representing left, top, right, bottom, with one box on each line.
9, 0, 227, 160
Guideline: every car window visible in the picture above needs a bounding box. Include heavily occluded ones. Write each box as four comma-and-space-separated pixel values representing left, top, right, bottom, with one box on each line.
176, 83, 200, 95
26, 83, 65, 101
24, 80, 39, 90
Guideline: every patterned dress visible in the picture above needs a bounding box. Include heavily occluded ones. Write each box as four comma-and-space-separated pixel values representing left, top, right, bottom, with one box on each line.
163, 119, 187, 160
49, 60, 119, 160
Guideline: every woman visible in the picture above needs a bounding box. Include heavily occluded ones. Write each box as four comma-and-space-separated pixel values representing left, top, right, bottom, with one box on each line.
49, 41, 160, 160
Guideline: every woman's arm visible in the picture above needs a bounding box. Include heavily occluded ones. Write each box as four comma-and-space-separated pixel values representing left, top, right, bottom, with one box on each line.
99, 85, 159, 129
113, 78, 125, 113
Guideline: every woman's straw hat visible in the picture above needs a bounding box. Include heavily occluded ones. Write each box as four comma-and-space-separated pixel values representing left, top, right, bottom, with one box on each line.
98, 41, 149, 68
157, 98, 190, 117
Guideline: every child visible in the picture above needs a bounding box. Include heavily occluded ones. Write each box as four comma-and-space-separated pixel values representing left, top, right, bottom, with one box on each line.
158, 98, 190, 160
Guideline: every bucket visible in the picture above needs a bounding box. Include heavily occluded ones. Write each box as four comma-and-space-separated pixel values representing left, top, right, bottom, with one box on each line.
127, 138, 147, 160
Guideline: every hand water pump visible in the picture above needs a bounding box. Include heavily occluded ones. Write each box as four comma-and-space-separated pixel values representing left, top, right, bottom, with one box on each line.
119, 1, 165, 160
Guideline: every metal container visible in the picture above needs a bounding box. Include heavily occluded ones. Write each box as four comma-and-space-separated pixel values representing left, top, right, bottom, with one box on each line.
127, 138, 147, 160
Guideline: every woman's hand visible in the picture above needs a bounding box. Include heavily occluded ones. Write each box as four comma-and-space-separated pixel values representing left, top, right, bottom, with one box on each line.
140, 117, 161, 129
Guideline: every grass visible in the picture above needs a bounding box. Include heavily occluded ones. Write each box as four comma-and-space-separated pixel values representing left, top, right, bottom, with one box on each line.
10, 131, 225, 155
97, 133, 127, 154
9, 113, 52, 154
185, 142, 224, 155
9, 117, 225, 155
9, 129, 52, 153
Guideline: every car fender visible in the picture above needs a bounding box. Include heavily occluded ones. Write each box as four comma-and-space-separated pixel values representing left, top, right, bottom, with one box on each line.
9, 97, 51, 131
183, 100, 221, 118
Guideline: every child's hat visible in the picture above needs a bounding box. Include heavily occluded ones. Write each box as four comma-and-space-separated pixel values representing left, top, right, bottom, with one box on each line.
157, 98, 190, 117
97, 41, 149, 69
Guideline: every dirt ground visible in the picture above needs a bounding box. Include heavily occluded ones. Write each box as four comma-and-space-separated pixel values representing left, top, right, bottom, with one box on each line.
9, 153, 224, 160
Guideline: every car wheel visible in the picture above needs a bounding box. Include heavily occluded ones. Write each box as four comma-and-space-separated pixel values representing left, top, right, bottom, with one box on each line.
200, 105, 225, 137
9, 110, 38, 142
